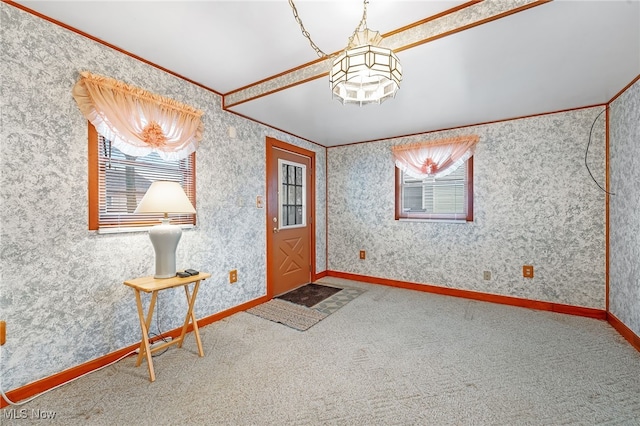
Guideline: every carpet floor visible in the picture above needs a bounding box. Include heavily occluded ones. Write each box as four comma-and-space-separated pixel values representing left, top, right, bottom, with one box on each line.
2, 276, 640, 425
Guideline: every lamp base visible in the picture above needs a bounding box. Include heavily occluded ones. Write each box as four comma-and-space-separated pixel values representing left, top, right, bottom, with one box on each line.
148, 218, 182, 279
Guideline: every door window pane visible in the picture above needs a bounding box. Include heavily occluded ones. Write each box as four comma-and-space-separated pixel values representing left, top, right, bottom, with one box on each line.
278, 159, 306, 228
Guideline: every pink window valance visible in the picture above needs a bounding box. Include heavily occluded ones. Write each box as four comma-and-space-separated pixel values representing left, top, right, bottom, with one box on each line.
72, 71, 204, 161
392, 135, 479, 179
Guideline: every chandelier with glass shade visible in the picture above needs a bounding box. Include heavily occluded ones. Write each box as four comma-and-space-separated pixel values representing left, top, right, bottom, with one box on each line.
288, 0, 402, 106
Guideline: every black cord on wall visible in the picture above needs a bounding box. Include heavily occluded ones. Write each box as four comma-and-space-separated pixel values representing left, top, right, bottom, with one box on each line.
149, 295, 170, 357
585, 107, 615, 195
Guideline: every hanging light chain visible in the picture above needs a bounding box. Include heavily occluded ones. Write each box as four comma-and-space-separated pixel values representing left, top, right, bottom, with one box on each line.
288, 0, 370, 58
288, 0, 328, 58
347, 0, 369, 48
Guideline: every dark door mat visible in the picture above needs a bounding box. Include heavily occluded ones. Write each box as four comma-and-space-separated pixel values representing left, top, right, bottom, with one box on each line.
276, 283, 342, 308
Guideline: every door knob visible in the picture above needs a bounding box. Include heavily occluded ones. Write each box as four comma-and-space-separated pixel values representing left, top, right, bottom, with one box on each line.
273, 227, 279, 233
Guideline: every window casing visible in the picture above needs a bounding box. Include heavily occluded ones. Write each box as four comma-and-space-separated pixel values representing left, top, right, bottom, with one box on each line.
88, 123, 196, 231
278, 159, 306, 228
395, 157, 473, 221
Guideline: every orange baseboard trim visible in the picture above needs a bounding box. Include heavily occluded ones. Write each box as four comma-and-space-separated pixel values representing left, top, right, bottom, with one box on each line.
0, 343, 139, 409
607, 313, 640, 353
327, 271, 607, 320
197, 294, 269, 329
313, 270, 328, 281
0, 294, 270, 408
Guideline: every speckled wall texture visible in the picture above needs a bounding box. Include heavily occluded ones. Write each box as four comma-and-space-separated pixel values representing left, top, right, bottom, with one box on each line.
327, 108, 607, 309
1, 0, 634, 396
609, 78, 640, 337
0, 3, 326, 391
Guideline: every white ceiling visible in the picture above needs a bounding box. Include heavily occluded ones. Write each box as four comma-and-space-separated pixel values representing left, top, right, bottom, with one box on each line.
13, 0, 640, 147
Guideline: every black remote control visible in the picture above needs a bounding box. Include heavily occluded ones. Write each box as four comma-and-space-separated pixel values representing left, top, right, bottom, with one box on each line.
185, 269, 199, 276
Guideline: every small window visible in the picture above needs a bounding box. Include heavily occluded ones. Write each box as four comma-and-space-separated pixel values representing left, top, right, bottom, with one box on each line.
278, 159, 306, 228
395, 157, 473, 221
88, 124, 196, 231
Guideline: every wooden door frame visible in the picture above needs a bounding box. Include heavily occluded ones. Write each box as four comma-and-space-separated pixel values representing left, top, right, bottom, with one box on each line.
266, 137, 316, 298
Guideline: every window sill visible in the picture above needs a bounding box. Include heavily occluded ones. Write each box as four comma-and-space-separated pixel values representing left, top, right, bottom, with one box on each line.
96, 224, 195, 234
397, 218, 470, 224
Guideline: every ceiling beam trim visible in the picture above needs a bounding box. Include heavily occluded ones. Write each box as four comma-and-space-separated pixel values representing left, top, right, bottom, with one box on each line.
223, 0, 549, 108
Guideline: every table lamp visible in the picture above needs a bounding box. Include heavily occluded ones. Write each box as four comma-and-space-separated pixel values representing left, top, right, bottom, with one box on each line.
134, 181, 196, 279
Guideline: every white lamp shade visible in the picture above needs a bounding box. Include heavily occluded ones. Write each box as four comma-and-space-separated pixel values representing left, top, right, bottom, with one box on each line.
134, 181, 195, 215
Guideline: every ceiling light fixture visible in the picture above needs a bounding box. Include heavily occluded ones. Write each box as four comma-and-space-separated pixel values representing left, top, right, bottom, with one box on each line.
289, 0, 402, 106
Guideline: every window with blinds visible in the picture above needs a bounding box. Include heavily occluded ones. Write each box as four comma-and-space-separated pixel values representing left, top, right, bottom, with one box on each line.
88, 124, 196, 231
395, 157, 473, 221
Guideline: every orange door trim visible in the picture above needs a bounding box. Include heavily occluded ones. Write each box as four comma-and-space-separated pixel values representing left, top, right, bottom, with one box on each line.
266, 137, 316, 298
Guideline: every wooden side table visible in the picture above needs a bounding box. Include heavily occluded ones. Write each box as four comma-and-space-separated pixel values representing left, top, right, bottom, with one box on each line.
123, 272, 211, 382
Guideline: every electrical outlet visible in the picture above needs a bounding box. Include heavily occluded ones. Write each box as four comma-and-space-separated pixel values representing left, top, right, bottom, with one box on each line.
359, 250, 366, 260
523, 265, 534, 278
0, 321, 5, 346
229, 269, 238, 284
483, 271, 491, 280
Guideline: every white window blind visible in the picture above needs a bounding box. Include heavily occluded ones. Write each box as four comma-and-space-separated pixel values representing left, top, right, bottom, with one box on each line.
97, 134, 195, 230
398, 159, 471, 220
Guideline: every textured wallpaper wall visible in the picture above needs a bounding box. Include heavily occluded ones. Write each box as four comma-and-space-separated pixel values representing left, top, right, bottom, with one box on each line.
327, 108, 607, 309
2, 1, 634, 395
0, 4, 326, 390
609, 78, 640, 337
